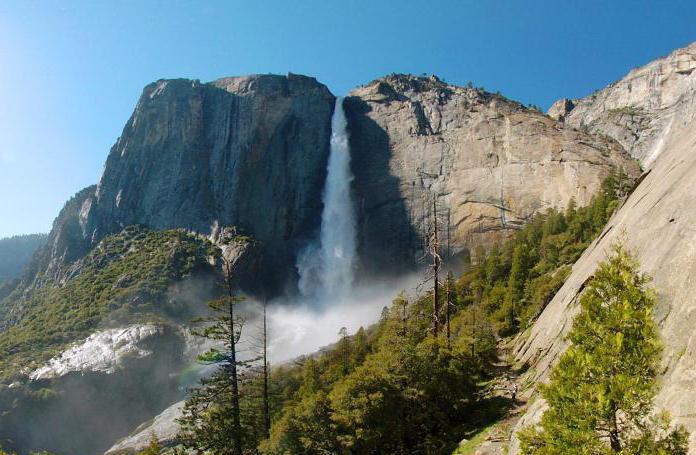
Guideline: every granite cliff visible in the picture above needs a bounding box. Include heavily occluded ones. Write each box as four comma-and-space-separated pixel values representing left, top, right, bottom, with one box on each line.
346, 75, 638, 276
28, 73, 637, 298
35, 74, 335, 295
548, 42, 696, 168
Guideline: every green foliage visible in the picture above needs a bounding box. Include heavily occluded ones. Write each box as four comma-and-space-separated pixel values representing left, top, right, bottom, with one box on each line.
518, 245, 689, 454
250, 173, 633, 455
135, 434, 162, 455
260, 291, 496, 455
178, 370, 263, 454
0, 226, 217, 381
607, 105, 643, 118
456, 170, 630, 336
177, 257, 258, 455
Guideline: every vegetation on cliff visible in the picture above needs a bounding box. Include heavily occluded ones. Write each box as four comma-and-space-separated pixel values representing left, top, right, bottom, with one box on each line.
456, 168, 632, 337
518, 246, 689, 454
0, 226, 216, 381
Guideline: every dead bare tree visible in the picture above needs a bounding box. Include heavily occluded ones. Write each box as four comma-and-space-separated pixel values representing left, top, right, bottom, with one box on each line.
445, 271, 453, 346
430, 198, 442, 337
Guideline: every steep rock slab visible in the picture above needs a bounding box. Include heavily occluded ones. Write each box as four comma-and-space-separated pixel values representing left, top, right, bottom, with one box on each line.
345, 75, 639, 276
105, 400, 184, 454
39, 74, 335, 294
549, 41, 696, 167
510, 111, 696, 454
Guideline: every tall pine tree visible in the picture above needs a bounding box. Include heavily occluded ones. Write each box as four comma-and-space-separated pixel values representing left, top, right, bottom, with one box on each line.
178, 255, 253, 455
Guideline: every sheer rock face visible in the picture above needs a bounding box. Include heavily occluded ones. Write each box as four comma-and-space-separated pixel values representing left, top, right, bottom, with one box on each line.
41, 74, 335, 294
345, 75, 639, 276
549, 42, 696, 168
511, 43, 696, 454
510, 111, 696, 455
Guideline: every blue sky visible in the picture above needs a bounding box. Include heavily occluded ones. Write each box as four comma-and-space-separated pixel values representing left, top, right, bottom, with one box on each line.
1, 0, 696, 238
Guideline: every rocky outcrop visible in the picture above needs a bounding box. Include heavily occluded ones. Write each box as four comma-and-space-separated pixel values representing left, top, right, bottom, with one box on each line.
345, 75, 639, 276
511, 42, 696, 454
105, 401, 184, 454
29, 324, 163, 381
547, 98, 575, 122
549, 42, 696, 168
37, 74, 335, 295
26, 185, 97, 286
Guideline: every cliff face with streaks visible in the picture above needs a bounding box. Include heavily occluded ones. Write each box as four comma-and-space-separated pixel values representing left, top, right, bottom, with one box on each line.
346, 75, 638, 276
36, 74, 335, 295
31, 73, 638, 295
548, 42, 696, 168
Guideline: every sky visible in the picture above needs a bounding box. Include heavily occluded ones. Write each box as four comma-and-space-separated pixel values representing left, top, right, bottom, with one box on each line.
1, 1, 696, 238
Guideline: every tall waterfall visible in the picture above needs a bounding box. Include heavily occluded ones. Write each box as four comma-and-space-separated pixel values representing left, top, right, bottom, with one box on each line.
297, 97, 357, 302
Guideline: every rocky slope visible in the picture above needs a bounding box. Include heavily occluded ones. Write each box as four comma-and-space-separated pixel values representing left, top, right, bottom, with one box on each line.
0, 323, 192, 455
510, 41, 696, 454
548, 41, 696, 168
346, 75, 638, 275
0, 227, 232, 454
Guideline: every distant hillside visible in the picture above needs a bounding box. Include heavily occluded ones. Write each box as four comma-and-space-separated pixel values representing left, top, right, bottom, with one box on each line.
0, 233, 47, 283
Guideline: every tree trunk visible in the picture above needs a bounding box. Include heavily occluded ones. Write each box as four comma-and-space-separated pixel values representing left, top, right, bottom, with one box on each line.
445, 272, 451, 346
432, 198, 440, 337
225, 260, 243, 455
609, 404, 621, 452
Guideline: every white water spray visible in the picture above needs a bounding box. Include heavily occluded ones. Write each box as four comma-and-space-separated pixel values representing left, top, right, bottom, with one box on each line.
297, 97, 357, 302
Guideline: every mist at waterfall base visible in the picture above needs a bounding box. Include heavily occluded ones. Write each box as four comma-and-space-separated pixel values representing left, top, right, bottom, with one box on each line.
263, 97, 415, 363
264, 273, 421, 363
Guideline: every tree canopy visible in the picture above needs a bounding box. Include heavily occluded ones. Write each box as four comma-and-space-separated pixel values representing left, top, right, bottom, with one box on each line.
519, 245, 689, 455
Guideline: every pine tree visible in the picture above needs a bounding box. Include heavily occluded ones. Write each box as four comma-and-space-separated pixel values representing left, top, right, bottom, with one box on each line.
352, 326, 369, 365
136, 433, 162, 455
177, 256, 252, 455
519, 245, 689, 455
503, 242, 530, 334
338, 327, 351, 375
445, 271, 456, 345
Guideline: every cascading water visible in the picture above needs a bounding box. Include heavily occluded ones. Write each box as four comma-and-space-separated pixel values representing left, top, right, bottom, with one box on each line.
297, 97, 357, 302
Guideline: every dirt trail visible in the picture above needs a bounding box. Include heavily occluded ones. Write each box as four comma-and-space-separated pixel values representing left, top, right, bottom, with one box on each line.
460, 349, 529, 455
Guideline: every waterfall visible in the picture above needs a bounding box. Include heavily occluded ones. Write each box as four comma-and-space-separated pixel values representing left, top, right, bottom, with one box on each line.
297, 97, 357, 302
